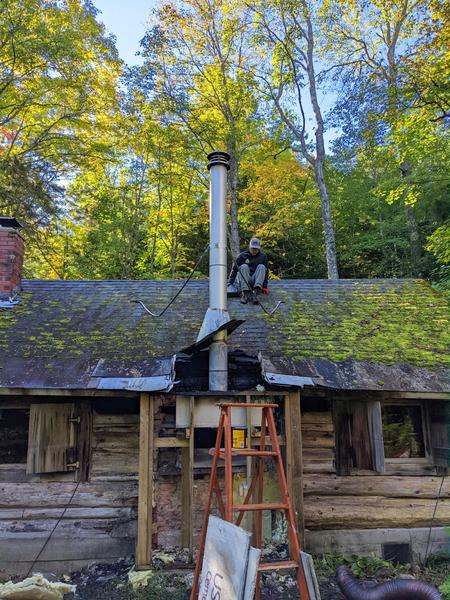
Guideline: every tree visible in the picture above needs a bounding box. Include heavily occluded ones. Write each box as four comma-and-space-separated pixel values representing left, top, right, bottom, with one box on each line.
139, 0, 267, 257
239, 147, 326, 277
250, 0, 339, 278
0, 0, 121, 267
323, 0, 449, 275
57, 64, 210, 281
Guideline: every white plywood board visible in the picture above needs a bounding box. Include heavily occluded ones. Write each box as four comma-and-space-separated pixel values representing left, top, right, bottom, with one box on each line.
243, 547, 261, 600
300, 551, 321, 600
199, 516, 251, 600
176, 397, 191, 428
176, 398, 262, 428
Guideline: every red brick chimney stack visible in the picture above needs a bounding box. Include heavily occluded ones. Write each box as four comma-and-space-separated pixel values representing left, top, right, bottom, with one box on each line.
0, 217, 24, 296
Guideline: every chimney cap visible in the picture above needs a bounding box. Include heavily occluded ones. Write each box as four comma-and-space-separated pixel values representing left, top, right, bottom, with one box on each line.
207, 150, 230, 170
0, 216, 22, 229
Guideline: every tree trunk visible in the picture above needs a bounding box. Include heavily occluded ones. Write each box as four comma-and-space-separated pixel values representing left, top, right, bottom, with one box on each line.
405, 203, 421, 276
227, 149, 240, 258
400, 160, 421, 276
171, 248, 176, 278
314, 159, 339, 279
304, 8, 339, 279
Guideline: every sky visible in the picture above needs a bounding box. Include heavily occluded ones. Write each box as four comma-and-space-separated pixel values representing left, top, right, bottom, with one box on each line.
93, 0, 153, 65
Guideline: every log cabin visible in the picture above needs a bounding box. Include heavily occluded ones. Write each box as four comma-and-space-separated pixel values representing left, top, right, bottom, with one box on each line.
0, 182, 449, 575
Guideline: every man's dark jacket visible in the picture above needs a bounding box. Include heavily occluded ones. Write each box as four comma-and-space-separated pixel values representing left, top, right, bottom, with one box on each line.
228, 250, 269, 288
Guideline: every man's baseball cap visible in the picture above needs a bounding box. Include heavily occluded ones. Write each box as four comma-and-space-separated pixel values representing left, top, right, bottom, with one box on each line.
249, 237, 261, 249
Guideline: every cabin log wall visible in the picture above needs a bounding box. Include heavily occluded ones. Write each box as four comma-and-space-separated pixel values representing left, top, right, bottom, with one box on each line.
301, 401, 450, 558
0, 408, 139, 576
1, 393, 448, 574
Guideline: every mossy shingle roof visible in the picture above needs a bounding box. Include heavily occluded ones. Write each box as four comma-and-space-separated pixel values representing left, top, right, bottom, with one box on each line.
0, 278, 448, 392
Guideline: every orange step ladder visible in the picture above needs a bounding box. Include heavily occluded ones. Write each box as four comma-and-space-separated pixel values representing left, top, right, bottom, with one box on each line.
190, 402, 310, 600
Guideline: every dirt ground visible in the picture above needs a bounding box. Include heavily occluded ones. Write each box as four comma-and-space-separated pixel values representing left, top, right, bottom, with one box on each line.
65, 559, 339, 600
60, 550, 449, 600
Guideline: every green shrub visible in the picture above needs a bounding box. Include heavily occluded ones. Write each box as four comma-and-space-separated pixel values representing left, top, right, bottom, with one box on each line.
439, 575, 450, 600
313, 553, 393, 578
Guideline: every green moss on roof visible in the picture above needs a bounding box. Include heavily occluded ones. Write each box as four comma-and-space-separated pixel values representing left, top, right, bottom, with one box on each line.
264, 280, 449, 367
0, 279, 448, 369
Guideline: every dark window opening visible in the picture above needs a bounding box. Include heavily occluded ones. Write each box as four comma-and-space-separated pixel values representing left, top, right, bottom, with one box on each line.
382, 543, 412, 565
94, 397, 139, 414
382, 405, 425, 458
194, 428, 218, 470
0, 409, 29, 463
194, 428, 217, 449
302, 397, 331, 412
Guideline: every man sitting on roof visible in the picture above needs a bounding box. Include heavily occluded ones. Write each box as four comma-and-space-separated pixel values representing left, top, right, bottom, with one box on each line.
228, 237, 269, 304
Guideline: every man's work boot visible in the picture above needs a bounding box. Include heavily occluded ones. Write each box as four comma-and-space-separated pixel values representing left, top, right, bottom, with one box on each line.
240, 290, 249, 304
252, 291, 259, 305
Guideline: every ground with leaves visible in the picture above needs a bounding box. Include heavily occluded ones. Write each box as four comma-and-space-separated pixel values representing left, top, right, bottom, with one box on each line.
59, 552, 450, 600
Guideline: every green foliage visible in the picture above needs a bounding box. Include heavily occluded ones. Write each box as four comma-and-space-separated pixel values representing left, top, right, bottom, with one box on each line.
314, 552, 392, 578
0, 0, 121, 273
382, 416, 419, 458
315, 551, 450, 587
0, 0, 447, 292
345, 554, 392, 577
134, 573, 187, 600
439, 575, 450, 600
426, 553, 450, 598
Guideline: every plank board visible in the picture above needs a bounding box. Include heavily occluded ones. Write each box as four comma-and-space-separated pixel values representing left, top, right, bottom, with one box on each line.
305, 526, 449, 561
136, 393, 154, 569
0, 481, 138, 507
304, 495, 450, 529
303, 475, 450, 499
181, 396, 194, 550
286, 390, 305, 543
27, 404, 75, 474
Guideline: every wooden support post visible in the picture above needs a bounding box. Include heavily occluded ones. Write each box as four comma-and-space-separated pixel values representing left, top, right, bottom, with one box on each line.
246, 393, 252, 483
368, 401, 385, 473
333, 398, 352, 476
181, 396, 194, 552
136, 393, 154, 569
76, 400, 92, 483
285, 390, 305, 546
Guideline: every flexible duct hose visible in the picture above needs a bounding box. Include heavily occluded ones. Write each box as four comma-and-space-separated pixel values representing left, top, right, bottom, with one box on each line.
337, 566, 442, 600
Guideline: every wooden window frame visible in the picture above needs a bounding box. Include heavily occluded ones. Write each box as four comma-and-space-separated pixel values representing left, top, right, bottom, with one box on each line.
334, 397, 439, 476
0, 399, 92, 482
381, 400, 432, 467
0, 406, 30, 473
333, 399, 385, 475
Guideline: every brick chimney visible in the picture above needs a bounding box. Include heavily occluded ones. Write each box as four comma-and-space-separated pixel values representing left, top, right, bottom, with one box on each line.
0, 217, 24, 296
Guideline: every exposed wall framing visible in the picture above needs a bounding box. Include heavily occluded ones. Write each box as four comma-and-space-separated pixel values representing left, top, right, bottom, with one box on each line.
135, 390, 305, 566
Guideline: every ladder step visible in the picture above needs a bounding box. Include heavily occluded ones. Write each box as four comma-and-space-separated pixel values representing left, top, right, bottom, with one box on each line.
209, 449, 278, 458
232, 503, 288, 511
258, 560, 299, 571
219, 402, 279, 408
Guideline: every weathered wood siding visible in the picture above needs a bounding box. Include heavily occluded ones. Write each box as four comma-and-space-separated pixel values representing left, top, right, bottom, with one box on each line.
2, 399, 447, 574
0, 411, 139, 576
301, 406, 450, 557
302, 411, 335, 475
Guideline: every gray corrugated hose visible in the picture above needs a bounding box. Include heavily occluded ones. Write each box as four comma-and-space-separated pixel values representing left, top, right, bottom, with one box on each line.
337, 566, 442, 600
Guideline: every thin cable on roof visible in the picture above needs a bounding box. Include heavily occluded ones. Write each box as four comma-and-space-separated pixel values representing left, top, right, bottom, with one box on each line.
227, 244, 284, 316
132, 244, 209, 317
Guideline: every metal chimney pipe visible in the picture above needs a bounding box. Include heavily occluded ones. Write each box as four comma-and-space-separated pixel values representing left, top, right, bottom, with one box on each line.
206, 150, 230, 391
